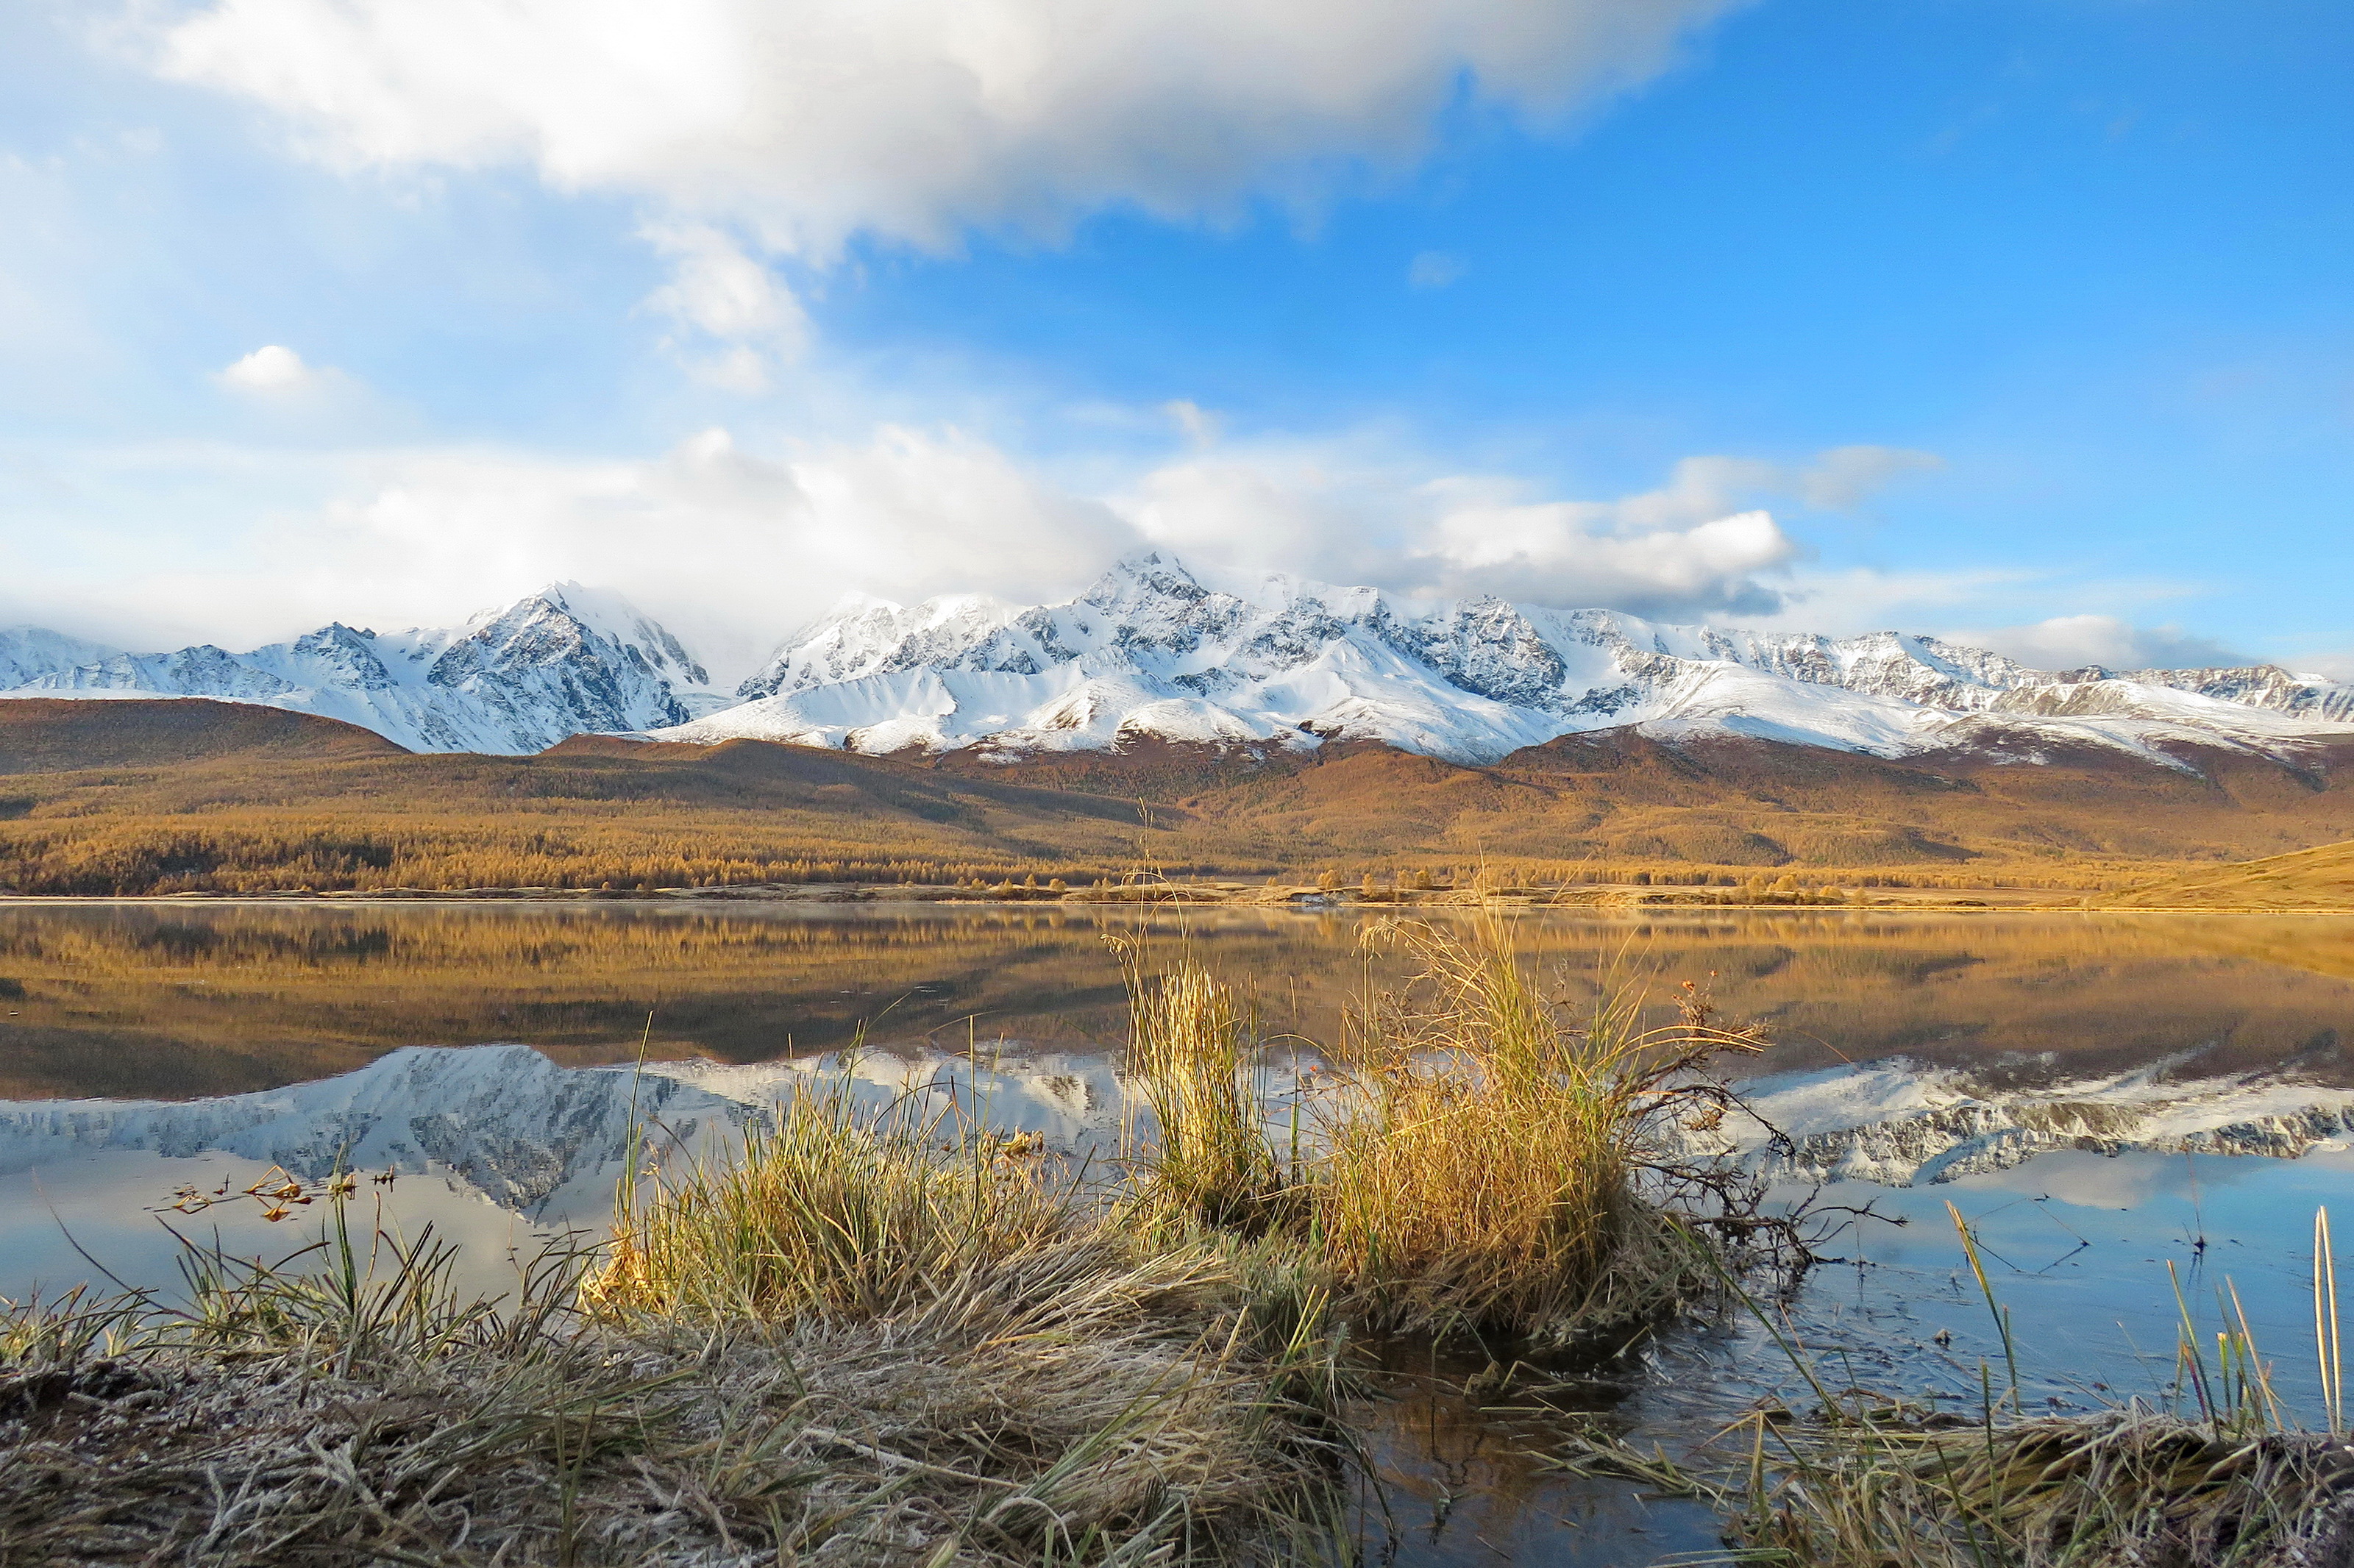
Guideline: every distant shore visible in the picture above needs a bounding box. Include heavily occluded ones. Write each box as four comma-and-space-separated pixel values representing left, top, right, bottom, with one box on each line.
0, 881, 2344, 913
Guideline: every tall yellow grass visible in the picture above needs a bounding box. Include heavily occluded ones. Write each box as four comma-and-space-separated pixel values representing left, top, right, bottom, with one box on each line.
1125, 959, 1297, 1235
586, 1085, 1092, 1322
1119, 919, 1766, 1344
1312, 919, 1762, 1339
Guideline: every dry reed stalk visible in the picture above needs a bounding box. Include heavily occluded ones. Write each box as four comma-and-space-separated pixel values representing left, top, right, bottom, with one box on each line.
1123, 960, 1297, 1236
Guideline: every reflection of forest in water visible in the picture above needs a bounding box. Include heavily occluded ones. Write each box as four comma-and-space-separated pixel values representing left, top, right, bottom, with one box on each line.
1, 903, 2349, 1100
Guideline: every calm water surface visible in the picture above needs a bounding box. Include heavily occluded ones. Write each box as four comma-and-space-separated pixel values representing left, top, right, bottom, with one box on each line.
3, 901, 2352, 1565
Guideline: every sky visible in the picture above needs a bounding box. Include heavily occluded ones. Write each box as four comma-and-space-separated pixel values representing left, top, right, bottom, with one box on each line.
0, 0, 2347, 683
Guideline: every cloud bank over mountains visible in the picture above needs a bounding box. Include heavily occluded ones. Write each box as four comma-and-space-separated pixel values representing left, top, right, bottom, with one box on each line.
0, 418, 1974, 678
149, 0, 1738, 385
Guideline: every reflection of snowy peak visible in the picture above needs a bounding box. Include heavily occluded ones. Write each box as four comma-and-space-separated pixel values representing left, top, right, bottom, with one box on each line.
660, 553, 2354, 766
1705, 1058, 2354, 1187
0, 1045, 747, 1214
0, 1042, 1127, 1217
0, 585, 724, 755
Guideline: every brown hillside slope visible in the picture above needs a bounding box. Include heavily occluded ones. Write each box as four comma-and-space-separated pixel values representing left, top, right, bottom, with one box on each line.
5, 699, 2354, 893
997, 728, 2354, 872
2105, 838, 2354, 910
0, 697, 405, 773
0, 707, 1217, 894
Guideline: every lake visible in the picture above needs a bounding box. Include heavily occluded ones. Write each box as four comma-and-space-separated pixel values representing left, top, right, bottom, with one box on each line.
3, 900, 2351, 1564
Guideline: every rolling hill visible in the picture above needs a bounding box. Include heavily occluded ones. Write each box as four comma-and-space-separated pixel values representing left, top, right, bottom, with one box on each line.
2106, 838, 2354, 910
4, 698, 2354, 897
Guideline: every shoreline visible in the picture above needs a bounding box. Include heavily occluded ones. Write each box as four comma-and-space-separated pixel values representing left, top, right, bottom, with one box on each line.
0, 885, 2344, 914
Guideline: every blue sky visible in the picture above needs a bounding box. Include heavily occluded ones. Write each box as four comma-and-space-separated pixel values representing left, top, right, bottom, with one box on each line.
0, 0, 2347, 678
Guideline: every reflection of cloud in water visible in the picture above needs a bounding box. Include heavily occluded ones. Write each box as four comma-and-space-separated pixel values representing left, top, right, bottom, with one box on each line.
1951, 1149, 2183, 1211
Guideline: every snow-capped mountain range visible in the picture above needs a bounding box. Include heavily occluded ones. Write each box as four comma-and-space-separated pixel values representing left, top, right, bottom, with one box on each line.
4, 555, 2350, 767
0, 584, 725, 755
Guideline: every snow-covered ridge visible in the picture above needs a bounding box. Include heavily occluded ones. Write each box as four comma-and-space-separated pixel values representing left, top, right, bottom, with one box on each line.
0, 584, 728, 755
3, 555, 2349, 765
655, 553, 2354, 767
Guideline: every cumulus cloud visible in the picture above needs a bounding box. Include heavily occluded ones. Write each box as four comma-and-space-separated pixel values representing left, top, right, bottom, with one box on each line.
216, 343, 338, 395
153, 0, 1740, 260
274, 424, 1127, 680
1954, 615, 2251, 673
1121, 441, 1942, 615
149, 0, 1740, 367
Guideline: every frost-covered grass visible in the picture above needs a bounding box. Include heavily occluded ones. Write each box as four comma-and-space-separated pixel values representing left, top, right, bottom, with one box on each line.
0, 1073, 1346, 1567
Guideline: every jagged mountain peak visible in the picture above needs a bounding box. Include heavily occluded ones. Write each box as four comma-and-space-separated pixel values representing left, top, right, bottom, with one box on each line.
649, 552, 2354, 768
0, 585, 722, 756
4, 556, 2349, 767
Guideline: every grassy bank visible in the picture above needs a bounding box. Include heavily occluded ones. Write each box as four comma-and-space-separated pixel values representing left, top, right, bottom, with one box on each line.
0, 1104, 1341, 1566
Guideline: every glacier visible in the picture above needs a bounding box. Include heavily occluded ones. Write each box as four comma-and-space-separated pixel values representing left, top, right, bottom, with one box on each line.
2, 553, 2349, 767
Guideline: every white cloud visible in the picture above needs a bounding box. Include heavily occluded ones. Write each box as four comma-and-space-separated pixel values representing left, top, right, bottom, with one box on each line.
1407, 250, 1465, 289
0, 424, 1911, 671
1162, 399, 1221, 448
1120, 441, 1946, 615
1953, 615, 2250, 673
216, 343, 330, 394
161, 425, 1125, 681
2297, 650, 2354, 682
639, 221, 808, 391
154, 1, 1738, 259
1793, 443, 1945, 510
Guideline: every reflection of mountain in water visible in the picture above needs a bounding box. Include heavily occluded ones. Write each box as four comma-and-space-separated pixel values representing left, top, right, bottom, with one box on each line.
0, 1041, 1128, 1217
1719, 1058, 2354, 1187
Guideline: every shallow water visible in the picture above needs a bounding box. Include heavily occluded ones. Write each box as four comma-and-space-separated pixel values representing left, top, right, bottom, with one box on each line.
3, 901, 2351, 1563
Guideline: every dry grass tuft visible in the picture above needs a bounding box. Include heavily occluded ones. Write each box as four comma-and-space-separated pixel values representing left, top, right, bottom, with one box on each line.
1309, 919, 1763, 1342
1566, 1406, 2354, 1568
1554, 1206, 2354, 1567
1117, 919, 1770, 1348
579, 1083, 1342, 1564
1123, 959, 1298, 1237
